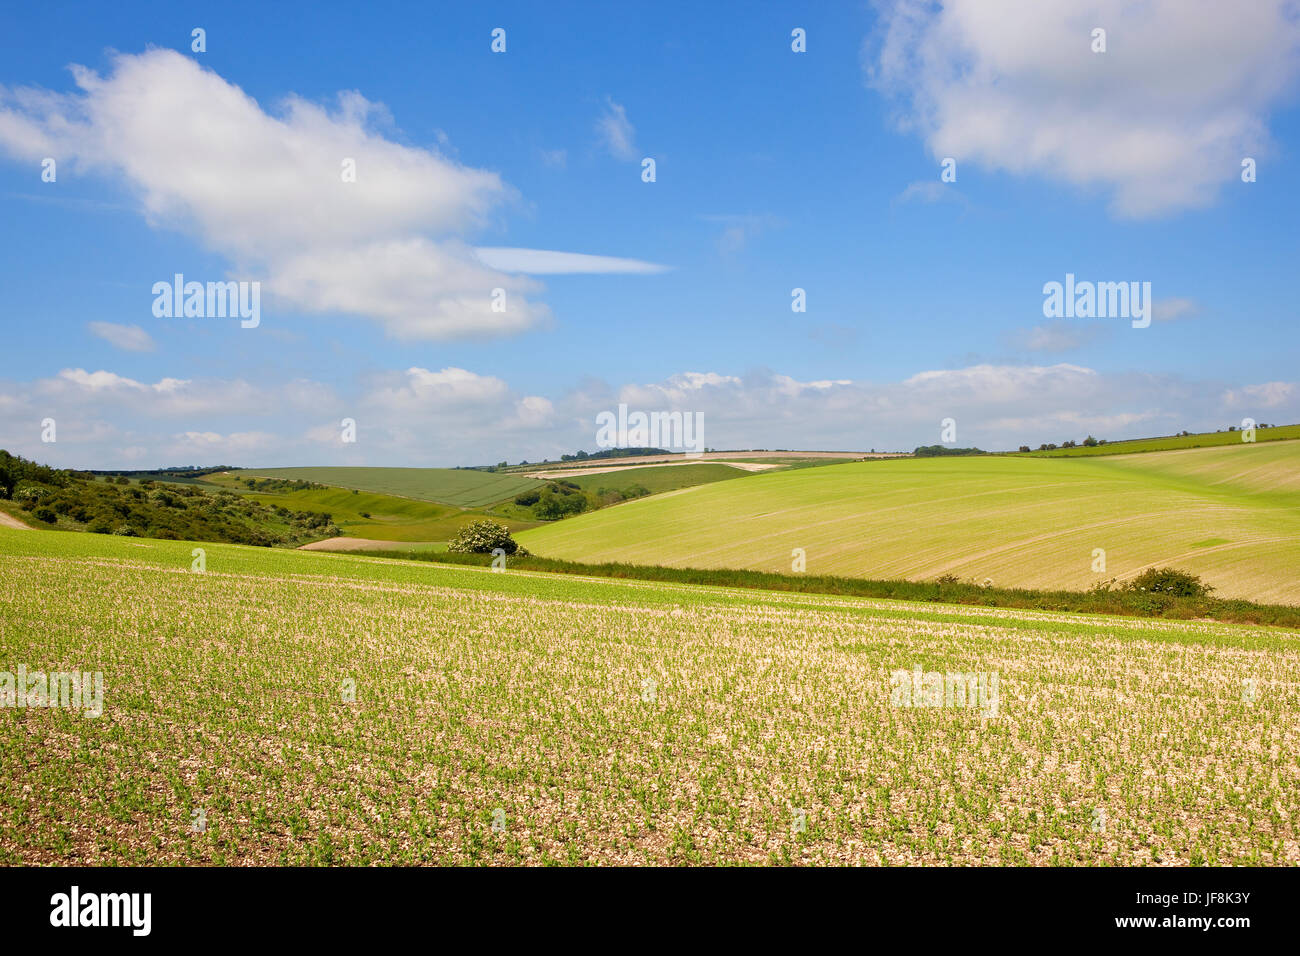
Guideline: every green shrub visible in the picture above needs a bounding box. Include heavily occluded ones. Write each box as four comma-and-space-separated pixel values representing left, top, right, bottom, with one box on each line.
534, 489, 587, 520
1124, 567, 1214, 598
914, 445, 985, 457
32, 507, 57, 524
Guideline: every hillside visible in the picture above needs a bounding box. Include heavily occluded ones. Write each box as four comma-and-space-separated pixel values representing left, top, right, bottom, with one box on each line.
0, 451, 338, 547
518, 439, 1300, 604
559, 462, 757, 494
204, 479, 541, 542
231, 466, 544, 507
1008, 423, 1300, 457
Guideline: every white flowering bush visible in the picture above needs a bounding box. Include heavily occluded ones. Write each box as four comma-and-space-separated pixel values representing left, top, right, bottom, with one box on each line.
446, 519, 528, 556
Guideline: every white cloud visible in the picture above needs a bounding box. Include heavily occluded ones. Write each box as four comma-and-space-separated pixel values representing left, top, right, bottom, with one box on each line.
2, 363, 1295, 468
53, 368, 187, 394
1152, 297, 1200, 322
269, 238, 549, 340
893, 180, 968, 207
171, 431, 280, 455
1223, 381, 1297, 409
698, 214, 784, 256
1009, 320, 1110, 352
87, 321, 155, 352
866, 0, 1300, 217
0, 49, 636, 340
596, 97, 638, 160
539, 148, 567, 170
359, 366, 557, 439
365, 366, 512, 410
473, 247, 668, 275
32, 368, 321, 420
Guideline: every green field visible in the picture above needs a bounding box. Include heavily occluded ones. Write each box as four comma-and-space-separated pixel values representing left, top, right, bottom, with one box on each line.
561, 462, 752, 495
201, 479, 539, 542
230, 467, 545, 508
1008, 423, 1300, 457
2, 525, 1296, 866
519, 440, 1300, 604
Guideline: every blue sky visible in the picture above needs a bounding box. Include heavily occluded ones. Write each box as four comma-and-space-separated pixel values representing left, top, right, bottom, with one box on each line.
1, 1, 1298, 467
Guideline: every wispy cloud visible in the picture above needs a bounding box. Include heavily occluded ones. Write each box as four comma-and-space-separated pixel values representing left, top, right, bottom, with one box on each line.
1007, 320, 1110, 352
474, 247, 669, 275
538, 148, 567, 170
87, 321, 155, 352
893, 180, 968, 208
596, 97, 638, 160
1153, 297, 1200, 322
698, 214, 784, 256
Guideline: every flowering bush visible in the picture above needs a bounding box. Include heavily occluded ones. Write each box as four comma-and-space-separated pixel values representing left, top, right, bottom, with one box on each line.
446, 519, 528, 556
1124, 567, 1213, 598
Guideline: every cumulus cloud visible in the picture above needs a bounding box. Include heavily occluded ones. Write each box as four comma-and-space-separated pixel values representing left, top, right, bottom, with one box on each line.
28, 367, 330, 420
596, 98, 639, 160
610, 364, 1162, 452
356, 366, 558, 451
0, 50, 655, 340
170, 431, 281, 456
50, 368, 188, 395
87, 321, 155, 352
2, 363, 1295, 468
866, 0, 1300, 217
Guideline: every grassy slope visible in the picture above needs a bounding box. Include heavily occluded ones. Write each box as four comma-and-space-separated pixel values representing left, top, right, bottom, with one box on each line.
200, 479, 539, 542
3, 525, 1297, 865
518, 440, 1300, 604
562, 462, 752, 494
1008, 423, 1300, 457
228, 466, 544, 507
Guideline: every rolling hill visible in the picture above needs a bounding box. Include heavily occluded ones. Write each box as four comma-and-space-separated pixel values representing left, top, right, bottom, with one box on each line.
518, 439, 1300, 603
559, 462, 758, 494
206, 482, 541, 542
228, 466, 544, 507
1008, 423, 1300, 457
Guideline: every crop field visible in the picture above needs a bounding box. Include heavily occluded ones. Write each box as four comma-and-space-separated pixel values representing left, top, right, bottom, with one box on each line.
562, 462, 751, 495
229, 467, 545, 508
1008, 424, 1300, 457
519, 440, 1300, 604
1, 526, 1296, 866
